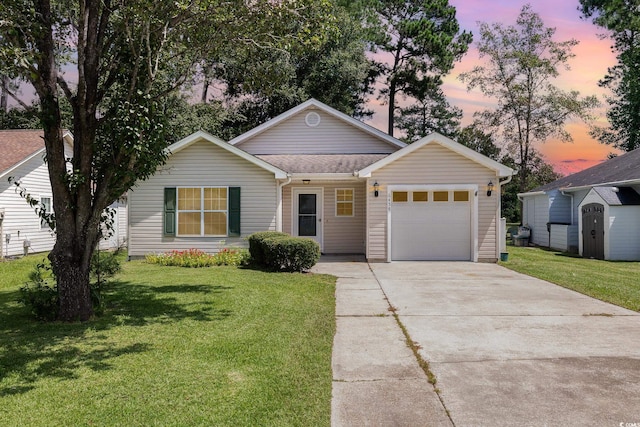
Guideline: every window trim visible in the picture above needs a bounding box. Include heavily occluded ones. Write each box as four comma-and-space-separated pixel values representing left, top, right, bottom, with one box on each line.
176, 186, 229, 237
335, 188, 355, 217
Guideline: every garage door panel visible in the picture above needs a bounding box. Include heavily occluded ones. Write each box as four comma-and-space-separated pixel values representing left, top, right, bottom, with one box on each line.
391, 193, 471, 261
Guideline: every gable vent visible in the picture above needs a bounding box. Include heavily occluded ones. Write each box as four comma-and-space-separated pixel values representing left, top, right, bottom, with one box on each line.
305, 112, 321, 127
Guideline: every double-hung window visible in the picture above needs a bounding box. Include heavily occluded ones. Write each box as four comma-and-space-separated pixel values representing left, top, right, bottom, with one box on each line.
164, 187, 240, 237
177, 187, 227, 236
336, 188, 354, 216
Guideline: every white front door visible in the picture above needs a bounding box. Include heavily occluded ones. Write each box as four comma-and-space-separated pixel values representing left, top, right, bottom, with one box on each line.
292, 188, 323, 250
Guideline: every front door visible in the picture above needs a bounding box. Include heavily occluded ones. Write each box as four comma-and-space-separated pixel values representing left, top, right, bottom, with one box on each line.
293, 188, 323, 250
582, 203, 605, 259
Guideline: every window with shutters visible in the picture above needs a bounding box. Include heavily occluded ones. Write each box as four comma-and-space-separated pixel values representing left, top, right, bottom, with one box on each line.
164, 187, 240, 237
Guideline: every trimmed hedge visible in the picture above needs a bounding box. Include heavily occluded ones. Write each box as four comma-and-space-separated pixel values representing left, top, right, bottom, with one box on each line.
247, 231, 289, 265
247, 231, 321, 272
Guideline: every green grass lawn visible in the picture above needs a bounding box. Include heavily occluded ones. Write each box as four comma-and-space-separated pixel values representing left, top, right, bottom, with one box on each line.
500, 246, 640, 312
0, 254, 336, 426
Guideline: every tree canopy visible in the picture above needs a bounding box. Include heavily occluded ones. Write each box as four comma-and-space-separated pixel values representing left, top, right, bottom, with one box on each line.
0, 0, 339, 321
579, 0, 640, 152
459, 4, 598, 194
369, 0, 471, 136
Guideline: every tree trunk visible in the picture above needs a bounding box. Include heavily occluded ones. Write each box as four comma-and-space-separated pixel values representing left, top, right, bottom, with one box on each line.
50, 244, 93, 321
388, 79, 396, 136
0, 75, 8, 113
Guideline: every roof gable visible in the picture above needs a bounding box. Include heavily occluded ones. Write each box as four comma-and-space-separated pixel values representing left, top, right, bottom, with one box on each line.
0, 130, 74, 179
358, 132, 514, 178
532, 148, 640, 193
167, 131, 288, 179
593, 186, 640, 206
228, 99, 406, 153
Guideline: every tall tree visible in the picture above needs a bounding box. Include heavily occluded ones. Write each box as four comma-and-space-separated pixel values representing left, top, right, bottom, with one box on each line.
0, 0, 336, 321
394, 86, 461, 142
459, 4, 598, 194
211, 1, 377, 136
579, 0, 640, 152
370, 0, 471, 136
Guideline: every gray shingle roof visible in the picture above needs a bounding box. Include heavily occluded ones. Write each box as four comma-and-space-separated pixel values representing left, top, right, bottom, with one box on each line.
255, 154, 388, 174
532, 147, 640, 192
0, 130, 45, 175
593, 186, 640, 206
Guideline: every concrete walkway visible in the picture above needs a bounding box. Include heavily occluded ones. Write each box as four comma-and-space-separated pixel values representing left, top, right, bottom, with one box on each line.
311, 256, 451, 426
314, 257, 640, 426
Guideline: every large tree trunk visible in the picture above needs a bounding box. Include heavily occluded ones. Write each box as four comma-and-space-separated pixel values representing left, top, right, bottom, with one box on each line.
388, 79, 396, 136
49, 242, 94, 321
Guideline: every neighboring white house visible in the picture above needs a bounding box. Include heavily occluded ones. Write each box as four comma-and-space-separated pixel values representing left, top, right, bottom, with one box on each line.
519, 148, 640, 260
0, 130, 72, 257
0, 130, 126, 257
128, 99, 514, 262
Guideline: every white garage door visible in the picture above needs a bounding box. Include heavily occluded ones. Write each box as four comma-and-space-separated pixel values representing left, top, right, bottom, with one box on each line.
390, 189, 472, 261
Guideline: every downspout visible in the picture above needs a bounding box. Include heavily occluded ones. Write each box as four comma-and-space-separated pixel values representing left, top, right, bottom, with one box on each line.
561, 190, 574, 225
497, 175, 513, 259
276, 174, 292, 232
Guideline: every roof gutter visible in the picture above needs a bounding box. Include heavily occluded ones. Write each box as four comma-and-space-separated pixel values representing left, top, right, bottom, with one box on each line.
517, 190, 545, 201
557, 178, 640, 193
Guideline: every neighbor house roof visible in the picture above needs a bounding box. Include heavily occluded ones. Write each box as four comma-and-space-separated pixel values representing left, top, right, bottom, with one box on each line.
593, 186, 640, 206
167, 130, 288, 179
255, 154, 388, 174
228, 98, 407, 151
358, 132, 514, 178
527, 147, 640, 193
0, 130, 46, 176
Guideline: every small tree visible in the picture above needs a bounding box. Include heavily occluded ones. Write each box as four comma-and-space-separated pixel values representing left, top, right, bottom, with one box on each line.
459, 4, 598, 194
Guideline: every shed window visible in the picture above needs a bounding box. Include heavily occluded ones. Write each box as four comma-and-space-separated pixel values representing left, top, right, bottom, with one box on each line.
433, 191, 449, 202
392, 191, 408, 202
336, 189, 354, 216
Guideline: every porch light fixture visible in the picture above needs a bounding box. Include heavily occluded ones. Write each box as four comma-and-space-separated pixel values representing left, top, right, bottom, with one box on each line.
303, 179, 310, 185
486, 180, 495, 197
374, 181, 380, 198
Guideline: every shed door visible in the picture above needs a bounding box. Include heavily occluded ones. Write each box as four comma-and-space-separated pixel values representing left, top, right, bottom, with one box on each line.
582, 203, 604, 260
390, 190, 471, 261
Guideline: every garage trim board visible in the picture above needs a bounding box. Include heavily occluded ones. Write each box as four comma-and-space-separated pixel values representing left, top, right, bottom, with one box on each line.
386, 184, 478, 262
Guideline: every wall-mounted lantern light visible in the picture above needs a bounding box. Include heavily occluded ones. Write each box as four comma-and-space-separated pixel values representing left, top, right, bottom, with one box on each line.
374, 181, 380, 198
486, 180, 495, 197
302, 179, 310, 185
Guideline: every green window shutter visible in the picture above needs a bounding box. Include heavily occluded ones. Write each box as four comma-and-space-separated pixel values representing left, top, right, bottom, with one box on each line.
164, 187, 176, 236
228, 187, 241, 237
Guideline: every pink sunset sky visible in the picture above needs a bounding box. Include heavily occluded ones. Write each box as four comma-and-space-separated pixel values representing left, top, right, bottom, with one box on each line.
366, 0, 617, 175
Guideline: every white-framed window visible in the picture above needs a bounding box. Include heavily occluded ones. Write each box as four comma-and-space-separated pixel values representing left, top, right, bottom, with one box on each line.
335, 188, 354, 217
177, 187, 228, 236
40, 196, 52, 229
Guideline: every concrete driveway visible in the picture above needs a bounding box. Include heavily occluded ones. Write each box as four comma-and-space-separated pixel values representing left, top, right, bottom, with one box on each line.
369, 262, 640, 426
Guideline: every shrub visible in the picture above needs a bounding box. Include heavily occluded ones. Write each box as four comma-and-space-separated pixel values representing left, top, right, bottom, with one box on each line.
247, 231, 289, 265
262, 237, 320, 272
145, 248, 249, 267
19, 250, 123, 320
19, 261, 58, 321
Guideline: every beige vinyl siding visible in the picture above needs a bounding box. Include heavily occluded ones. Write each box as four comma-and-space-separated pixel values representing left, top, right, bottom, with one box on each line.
236, 109, 398, 155
282, 182, 366, 254
128, 139, 278, 256
367, 143, 500, 261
